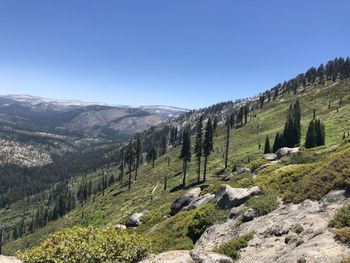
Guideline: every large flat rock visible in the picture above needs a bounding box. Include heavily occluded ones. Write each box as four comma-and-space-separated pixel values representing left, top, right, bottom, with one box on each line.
196, 190, 350, 263
0, 256, 22, 263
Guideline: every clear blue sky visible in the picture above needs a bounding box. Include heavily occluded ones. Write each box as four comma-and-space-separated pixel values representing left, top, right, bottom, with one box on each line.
0, 0, 349, 109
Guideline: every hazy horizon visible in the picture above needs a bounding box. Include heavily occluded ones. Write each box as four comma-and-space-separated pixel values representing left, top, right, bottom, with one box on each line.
1, 0, 349, 108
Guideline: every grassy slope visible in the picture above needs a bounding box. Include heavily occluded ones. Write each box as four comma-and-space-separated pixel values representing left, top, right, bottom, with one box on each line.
3, 79, 350, 255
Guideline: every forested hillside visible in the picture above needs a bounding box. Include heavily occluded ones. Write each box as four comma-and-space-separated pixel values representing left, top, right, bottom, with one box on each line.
2, 57, 350, 262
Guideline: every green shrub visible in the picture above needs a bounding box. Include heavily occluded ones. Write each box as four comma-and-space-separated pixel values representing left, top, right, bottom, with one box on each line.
245, 192, 278, 216
147, 204, 227, 253
247, 158, 269, 172
215, 232, 253, 260
329, 204, 350, 228
18, 226, 150, 263
187, 207, 213, 242
287, 150, 319, 164
287, 150, 350, 203
334, 227, 350, 245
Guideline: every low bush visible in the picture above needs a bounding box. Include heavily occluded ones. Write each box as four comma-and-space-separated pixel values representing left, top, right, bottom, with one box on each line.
215, 232, 253, 260
147, 204, 227, 253
334, 227, 350, 245
329, 204, 350, 228
245, 191, 278, 216
17, 226, 150, 263
247, 158, 269, 172
187, 207, 213, 242
289, 150, 350, 203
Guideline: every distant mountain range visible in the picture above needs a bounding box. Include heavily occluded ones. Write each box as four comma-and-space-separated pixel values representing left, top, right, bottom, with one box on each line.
0, 94, 189, 139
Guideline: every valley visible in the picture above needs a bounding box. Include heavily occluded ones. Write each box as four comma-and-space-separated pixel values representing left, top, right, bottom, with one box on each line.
1, 58, 350, 262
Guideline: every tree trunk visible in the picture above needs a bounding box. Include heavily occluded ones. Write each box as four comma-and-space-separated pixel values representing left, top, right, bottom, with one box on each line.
197, 157, 201, 183
0, 225, 3, 255
128, 163, 132, 190
164, 175, 167, 190
182, 160, 187, 188
203, 155, 208, 182
225, 124, 230, 169
135, 161, 138, 181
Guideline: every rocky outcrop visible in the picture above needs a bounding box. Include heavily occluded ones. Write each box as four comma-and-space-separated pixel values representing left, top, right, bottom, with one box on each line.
237, 167, 251, 174
196, 190, 350, 263
0, 256, 22, 263
183, 194, 215, 211
229, 204, 245, 219
262, 153, 278, 161
214, 185, 261, 209
141, 250, 233, 263
276, 147, 299, 158
125, 210, 149, 227
190, 250, 233, 263
170, 188, 202, 215
242, 208, 256, 222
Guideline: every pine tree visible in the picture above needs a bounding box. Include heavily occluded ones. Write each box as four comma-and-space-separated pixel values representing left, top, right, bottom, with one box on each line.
305, 120, 316, 148
203, 118, 213, 182
229, 113, 235, 129
272, 132, 282, 152
134, 134, 142, 181
282, 100, 301, 147
224, 116, 230, 169
244, 104, 249, 124
125, 140, 134, 190
238, 106, 244, 126
305, 119, 325, 148
148, 147, 157, 168
194, 116, 203, 183
264, 135, 271, 154
180, 126, 191, 188
213, 117, 218, 136
160, 136, 167, 156
119, 147, 125, 187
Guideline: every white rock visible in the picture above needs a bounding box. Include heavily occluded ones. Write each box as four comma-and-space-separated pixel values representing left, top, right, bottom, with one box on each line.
263, 153, 278, 161
0, 256, 22, 263
214, 185, 261, 209
276, 147, 300, 158
125, 210, 149, 227
182, 194, 215, 211
170, 188, 202, 215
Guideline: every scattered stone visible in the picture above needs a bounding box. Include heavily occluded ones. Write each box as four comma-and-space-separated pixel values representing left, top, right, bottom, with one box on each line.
140, 250, 194, 263
253, 163, 272, 173
263, 153, 278, 161
292, 224, 304, 234
215, 185, 261, 209
229, 204, 245, 219
221, 173, 235, 181
114, 224, 127, 231
141, 250, 234, 263
183, 194, 215, 211
276, 147, 300, 158
170, 188, 201, 215
125, 210, 149, 227
267, 224, 289, 237
284, 232, 298, 244
237, 167, 251, 174
190, 250, 234, 263
0, 256, 22, 263
242, 208, 256, 222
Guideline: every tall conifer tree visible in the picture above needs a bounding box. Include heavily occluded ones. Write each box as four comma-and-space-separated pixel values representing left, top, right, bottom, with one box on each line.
203, 118, 213, 182
180, 126, 191, 188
